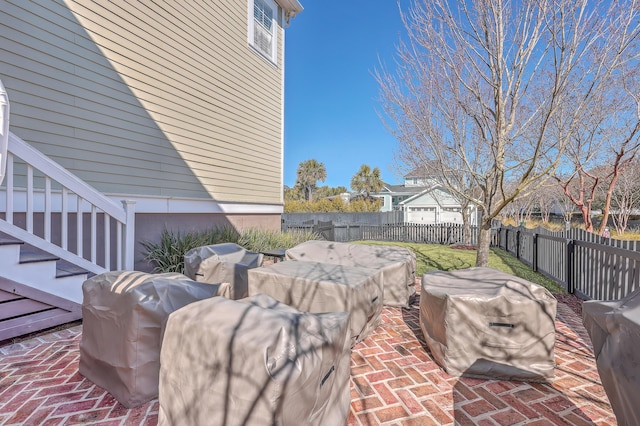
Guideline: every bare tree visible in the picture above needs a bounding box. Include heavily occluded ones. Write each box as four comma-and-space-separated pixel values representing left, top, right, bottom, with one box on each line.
534, 180, 561, 224
554, 56, 640, 234
609, 160, 640, 234
377, 0, 640, 266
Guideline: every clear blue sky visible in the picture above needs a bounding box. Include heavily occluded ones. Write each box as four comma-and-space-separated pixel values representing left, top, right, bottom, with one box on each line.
283, 1, 407, 189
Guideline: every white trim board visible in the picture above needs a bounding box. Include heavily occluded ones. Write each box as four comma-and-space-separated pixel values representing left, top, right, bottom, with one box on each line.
0, 189, 283, 215
104, 193, 283, 214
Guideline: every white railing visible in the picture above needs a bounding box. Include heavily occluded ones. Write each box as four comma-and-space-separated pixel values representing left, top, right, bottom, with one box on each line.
0, 132, 135, 274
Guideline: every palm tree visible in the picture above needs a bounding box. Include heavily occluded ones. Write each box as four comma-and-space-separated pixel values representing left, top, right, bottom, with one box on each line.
351, 164, 384, 199
296, 159, 327, 201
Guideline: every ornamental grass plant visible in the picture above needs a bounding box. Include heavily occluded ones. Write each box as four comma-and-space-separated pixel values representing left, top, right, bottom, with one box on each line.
142, 227, 320, 273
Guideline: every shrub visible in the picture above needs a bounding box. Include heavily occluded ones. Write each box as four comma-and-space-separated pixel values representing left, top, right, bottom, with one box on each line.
142, 227, 320, 273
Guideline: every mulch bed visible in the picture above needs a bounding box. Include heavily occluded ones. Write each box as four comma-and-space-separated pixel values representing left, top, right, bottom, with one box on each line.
554, 293, 584, 317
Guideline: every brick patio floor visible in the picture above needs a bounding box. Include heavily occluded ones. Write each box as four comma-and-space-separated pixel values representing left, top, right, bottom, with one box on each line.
0, 298, 616, 425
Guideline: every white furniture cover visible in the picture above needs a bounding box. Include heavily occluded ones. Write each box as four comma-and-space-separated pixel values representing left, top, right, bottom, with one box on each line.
285, 240, 416, 307
582, 288, 640, 425
183, 243, 263, 299
80, 271, 229, 408
159, 294, 351, 426
248, 260, 383, 346
420, 267, 557, 381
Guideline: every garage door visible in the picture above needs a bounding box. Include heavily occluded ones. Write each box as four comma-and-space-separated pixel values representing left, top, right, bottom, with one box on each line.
408, 207, 436, 224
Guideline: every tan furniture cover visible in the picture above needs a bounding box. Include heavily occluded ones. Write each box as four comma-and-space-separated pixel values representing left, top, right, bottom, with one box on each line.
159, 294, 351, 426
285, 240, 416, 307
184, 243, 263, 299
420, 267, 557, 381
248, 260, 383, 347
583, 288, 640, 425
79, 271, 230, 408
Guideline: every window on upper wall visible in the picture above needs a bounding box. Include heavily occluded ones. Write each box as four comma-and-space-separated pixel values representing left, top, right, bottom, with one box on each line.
249, 0, 278, 63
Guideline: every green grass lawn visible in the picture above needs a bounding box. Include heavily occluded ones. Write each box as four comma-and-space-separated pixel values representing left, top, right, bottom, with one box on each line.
354, 241, 564, 294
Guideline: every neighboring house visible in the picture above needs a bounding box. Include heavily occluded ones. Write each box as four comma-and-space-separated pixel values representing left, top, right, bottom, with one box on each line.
0, 0, 302, 271
373, 166, 478, 225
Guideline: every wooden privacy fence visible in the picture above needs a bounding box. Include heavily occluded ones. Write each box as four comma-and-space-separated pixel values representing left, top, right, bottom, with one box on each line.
360, 223, 478, 245
494, 226, 640, 301
283, 220, 478, 245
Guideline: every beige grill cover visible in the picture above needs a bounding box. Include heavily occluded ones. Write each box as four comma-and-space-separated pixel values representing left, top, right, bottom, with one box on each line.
79, 271, 230, 408
159, 294, 351, 426
285, 240, 416, 307
583, 288, 640, 425
184, 243, 263, 299
420, 267, 557, 381
248, 260, 383, 346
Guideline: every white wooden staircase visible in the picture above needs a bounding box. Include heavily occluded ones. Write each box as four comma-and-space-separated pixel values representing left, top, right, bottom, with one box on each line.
0, 132, 136, 342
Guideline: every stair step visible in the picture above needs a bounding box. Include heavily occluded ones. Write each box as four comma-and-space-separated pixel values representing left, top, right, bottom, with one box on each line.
0, 232, 91, 282
0, 234, 23, 246
56, 261, 89, 279
18, 247, 60, 264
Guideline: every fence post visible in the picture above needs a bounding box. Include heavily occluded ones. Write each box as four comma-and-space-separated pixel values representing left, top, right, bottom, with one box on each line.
504, 228, 508, 251
516, 230, 521, 259
532, 233, 538, 272
566, 239, 575, 294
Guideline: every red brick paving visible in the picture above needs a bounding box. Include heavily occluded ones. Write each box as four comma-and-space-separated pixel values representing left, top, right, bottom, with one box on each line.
0, 299, 616, 425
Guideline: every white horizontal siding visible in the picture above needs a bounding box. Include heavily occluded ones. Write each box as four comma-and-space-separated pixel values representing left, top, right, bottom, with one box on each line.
0, 0, 285, 204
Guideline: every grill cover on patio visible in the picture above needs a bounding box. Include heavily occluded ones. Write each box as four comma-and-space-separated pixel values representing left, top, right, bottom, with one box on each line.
79, 271, 230, 408
248, 260, 383, 346
582, 288, 640, 426
420, 267, 557, 381
159, 294, 351, 426
285, 240, 417, 307
183, 243, 263, 300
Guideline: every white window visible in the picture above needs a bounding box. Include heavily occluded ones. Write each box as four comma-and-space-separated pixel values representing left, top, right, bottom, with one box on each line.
249, 0, 278, 63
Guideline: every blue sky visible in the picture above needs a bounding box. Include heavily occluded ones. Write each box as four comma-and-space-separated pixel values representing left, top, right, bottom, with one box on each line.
283, 1, 408, 189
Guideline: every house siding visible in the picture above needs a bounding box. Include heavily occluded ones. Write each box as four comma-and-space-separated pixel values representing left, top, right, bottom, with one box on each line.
0, 0, 284, 204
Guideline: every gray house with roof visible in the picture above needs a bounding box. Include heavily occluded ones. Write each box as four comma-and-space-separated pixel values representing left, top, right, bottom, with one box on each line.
372, 167, 478, 225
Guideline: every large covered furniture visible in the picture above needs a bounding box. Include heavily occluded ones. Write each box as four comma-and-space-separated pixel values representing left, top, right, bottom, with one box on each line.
420, 267, 557, 382
159, 294, 351, 426
583, 288, 640, 425
79, 271, 229, 408
183, 243, 263, 300
248, 260, 383, 346
285, 240, 417, 307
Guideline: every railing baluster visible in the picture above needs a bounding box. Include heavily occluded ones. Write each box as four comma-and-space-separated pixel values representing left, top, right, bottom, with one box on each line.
77, 196, 83, 258
61, 187, 68, 250
6, 153, 13, 224
116, 221, 122, 270
104, 214, 110, 270
91, 205, 97, 263
26, 164, 33, 233
44, 177, 51, 241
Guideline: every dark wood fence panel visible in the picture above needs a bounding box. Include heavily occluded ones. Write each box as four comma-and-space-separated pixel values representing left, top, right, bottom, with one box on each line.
284, 220, 479, 245
572, 240, 640, 301
360, 223, 478, 245
494, 225, 640, 301
535, 235, 568, 291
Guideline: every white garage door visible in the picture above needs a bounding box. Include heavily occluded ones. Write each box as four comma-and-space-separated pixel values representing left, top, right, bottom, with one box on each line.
408, 207, 436, 224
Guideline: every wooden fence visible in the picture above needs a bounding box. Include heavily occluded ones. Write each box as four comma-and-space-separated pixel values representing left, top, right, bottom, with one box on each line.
284, 220, 478, 246
494, 226, 640, 301
360, 223, 478, 245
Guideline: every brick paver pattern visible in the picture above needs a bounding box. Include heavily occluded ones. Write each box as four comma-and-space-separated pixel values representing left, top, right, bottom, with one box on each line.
0, 298, 616, 425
